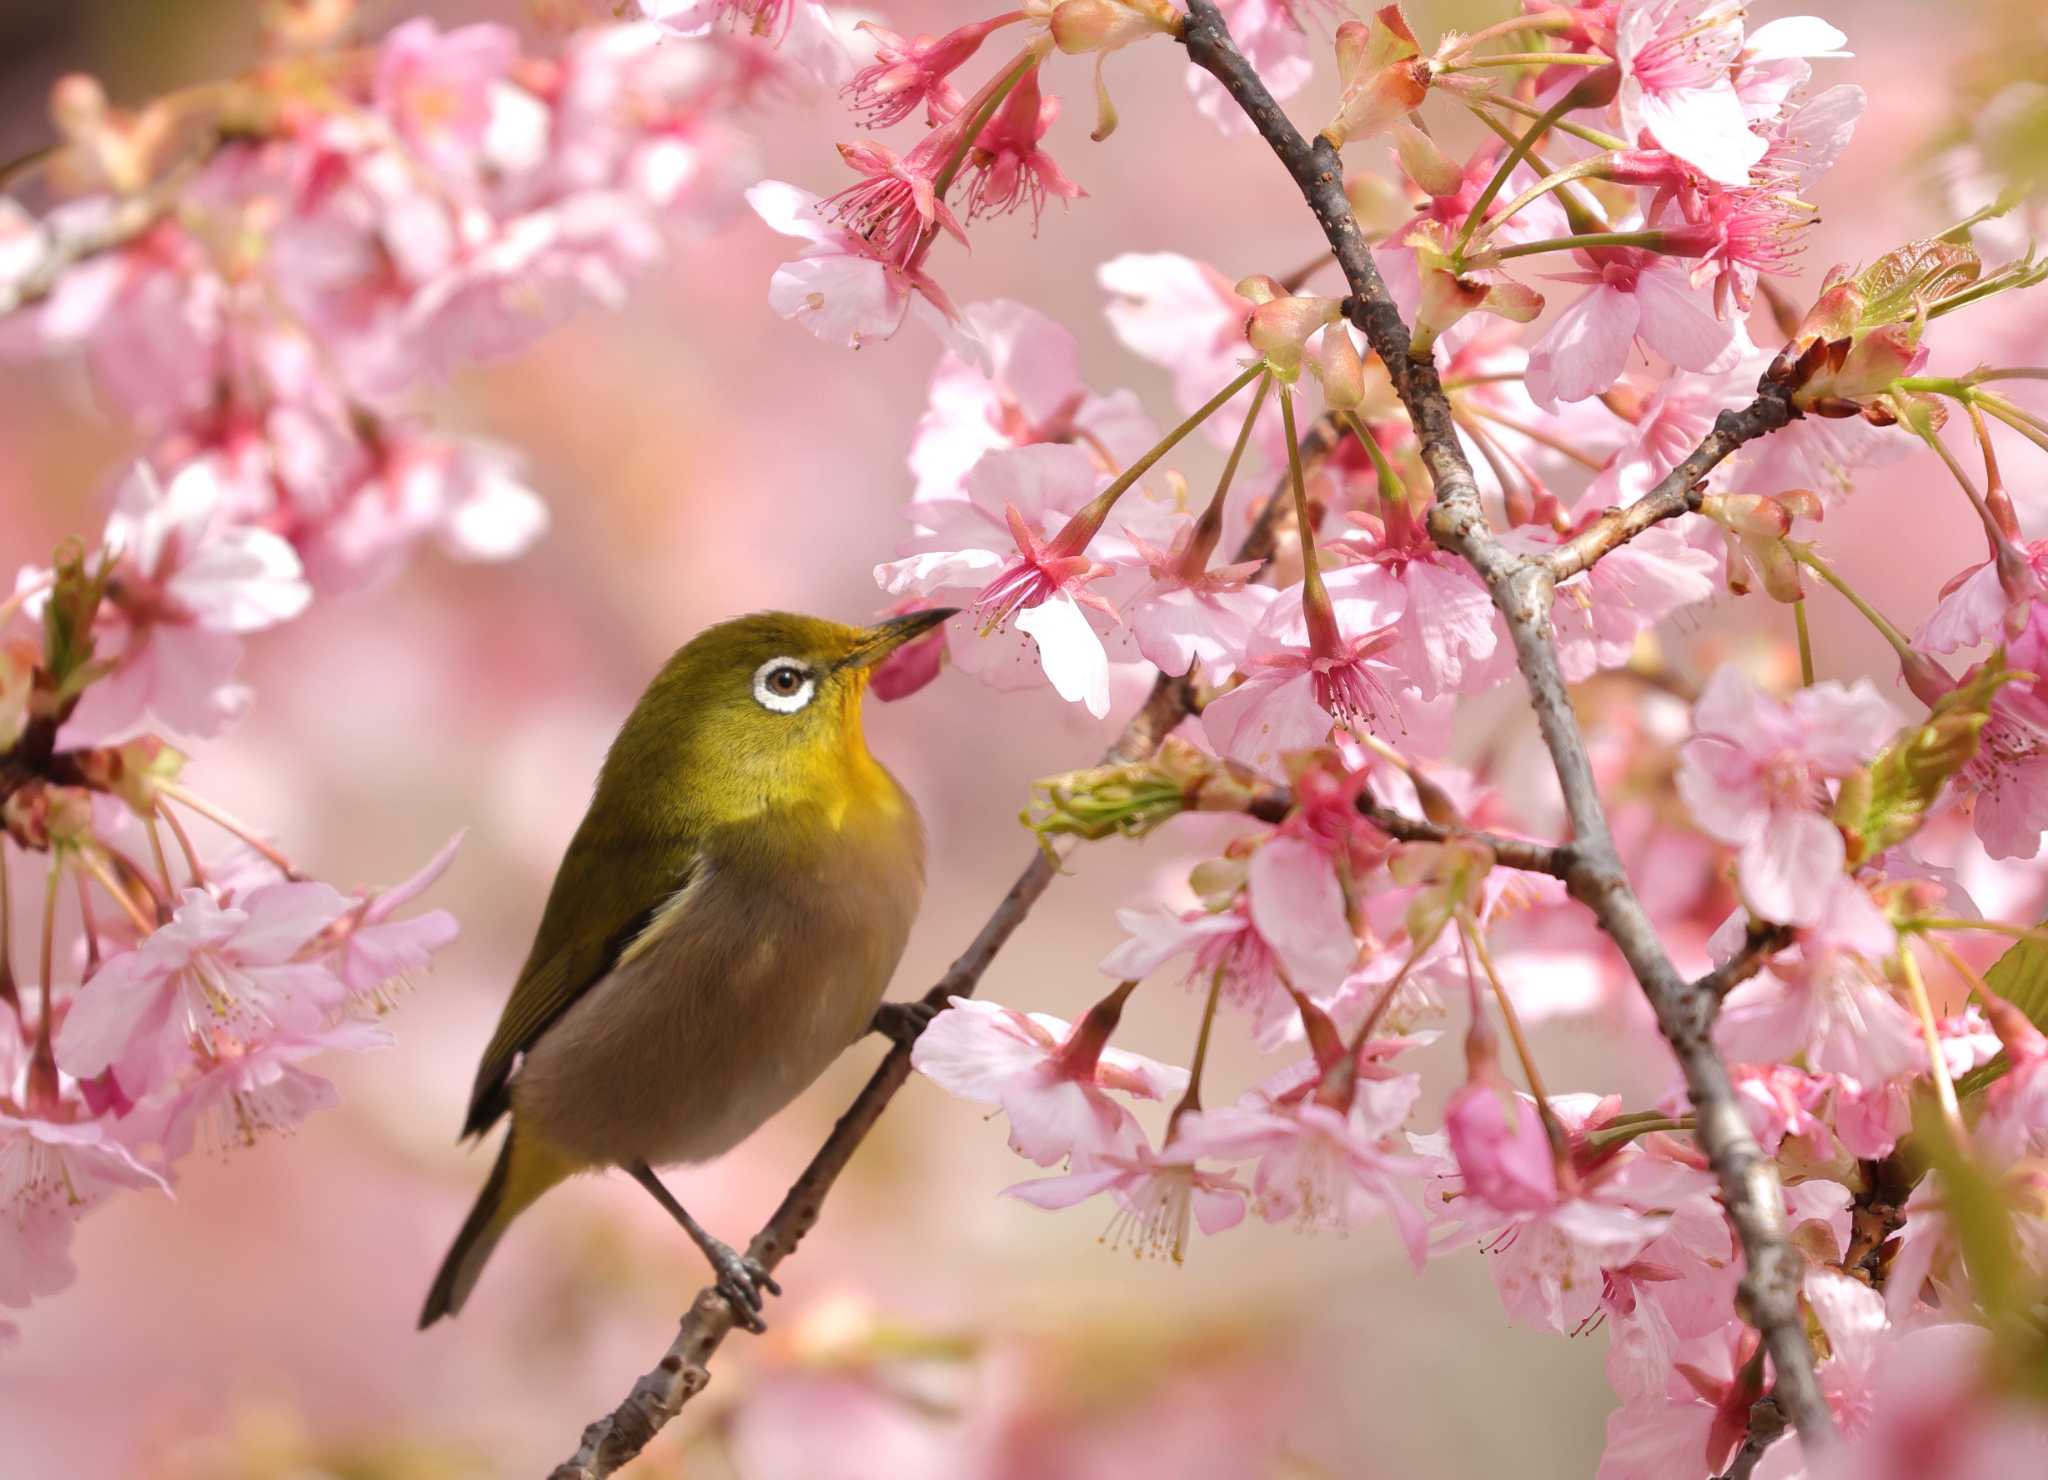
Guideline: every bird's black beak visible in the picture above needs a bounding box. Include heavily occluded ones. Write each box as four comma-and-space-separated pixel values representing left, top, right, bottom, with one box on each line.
841, 607, 959, 670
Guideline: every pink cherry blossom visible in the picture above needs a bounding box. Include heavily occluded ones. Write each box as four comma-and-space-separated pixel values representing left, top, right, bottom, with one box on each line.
160, 1020, 391, 1160
1545, 524, 1718, 683
0, 1109, 169, 1214
1120, 528, 1276, 678
1582, 364, 1756, 512
1097, 253, 1257, 431
1102, 835, 1358, 1040
1175, 1071, 1431, 1265
878, 444, 1127, 717
843, 17, 1010, 128
909, 299, 1155, 506
640, 0, 854, 88
372, 19, 519, 190
1323, 536, 1502, 699
1615, 0, 1765, 187
910, 995, 1187, 1166
1003, 1136, 1248, 1263
326, 833, 465, 1003
1525, 249, 1737, 409
55, 881, 351, 1099
60, 461, 311, 748
1916, 540, 2048, 655
1714, 880, 1925, 1085
961, 69, 1083, 228
1675, 666, 1896, 924
1201, 570, 1445, 774
747, 180, 964, 351
1445, 1082, 1558, 1215
1184, 0, 1313, 139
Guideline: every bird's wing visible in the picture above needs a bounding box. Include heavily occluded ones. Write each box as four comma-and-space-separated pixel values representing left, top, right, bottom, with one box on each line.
461, 824, 702, 1140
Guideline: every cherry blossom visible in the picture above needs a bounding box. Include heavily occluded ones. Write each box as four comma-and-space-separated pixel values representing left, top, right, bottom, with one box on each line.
748, 180, 965, 351
910, 995, 1187, 1166
54, 881, 351, 1099
1177, 1069, 1431, 1262
1614, 0, 1766, 187
1714, 879, 1924, 1085
1525, 248, 1737, 410
60, 461, 311, 748
1004, 1135, 1248, 1262
1676, 666, 1896, 924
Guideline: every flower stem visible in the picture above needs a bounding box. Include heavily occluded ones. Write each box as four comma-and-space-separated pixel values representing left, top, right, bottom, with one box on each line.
144, 813, 176, 900
1343, 411, 1411, 513
1464, 915, 1573, 1164
1467, 107, 1611, 234
1443, 50, 1611, 73
30, 854, 61, 1111
78, 847, 155, 936
0, 845, 15, 1020
1488, 228, 1673, 263
1911, 917, 2048, 944
1167, 967, 1224, 1137
1793, 600, 1815, 687
1477, 92, 1627, 151
1439, 10, 1575, 58
157, 799, 206, 885
1063, 360, 1268, 553
1180, 372, 1271, 579
160, 783, 300, 880
1281, 383, 1338, 651
931, 45, 1045, 200
1467, 154, 1613, 254
1897, 943, 1962, 1134
1454, 86, 1590, 260
1792, 547, 1918, 666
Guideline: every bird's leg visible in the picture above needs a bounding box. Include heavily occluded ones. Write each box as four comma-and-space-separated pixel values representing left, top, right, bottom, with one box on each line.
627, 1161, 781, 1333
869, 997, 940, 1048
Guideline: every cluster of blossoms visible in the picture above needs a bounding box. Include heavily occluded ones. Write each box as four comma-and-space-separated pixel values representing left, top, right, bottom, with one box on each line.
723, 0, 2048, 1473
0, 4, 769, 592
0, 6, 797, 1343
8, 0, 2048, 1473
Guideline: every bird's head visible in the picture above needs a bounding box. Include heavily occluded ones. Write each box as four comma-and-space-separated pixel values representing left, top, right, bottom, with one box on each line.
605, 608, 956, 826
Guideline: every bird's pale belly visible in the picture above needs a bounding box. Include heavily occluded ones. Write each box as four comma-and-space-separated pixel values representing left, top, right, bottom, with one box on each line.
509, 834, 921, 1170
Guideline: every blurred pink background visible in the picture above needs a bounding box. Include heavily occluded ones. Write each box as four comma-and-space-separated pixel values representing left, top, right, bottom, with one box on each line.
0, 1, 2033, 1475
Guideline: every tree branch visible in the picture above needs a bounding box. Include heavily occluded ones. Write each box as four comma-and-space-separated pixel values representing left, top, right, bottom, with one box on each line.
1243, 784, 1571, 877
546, 423, 1324, 1478
1178, 0, 1835, 1453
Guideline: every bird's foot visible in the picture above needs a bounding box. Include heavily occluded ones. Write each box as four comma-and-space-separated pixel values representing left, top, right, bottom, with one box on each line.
704, 1238, 781, 1334
870, 998, 940, 1049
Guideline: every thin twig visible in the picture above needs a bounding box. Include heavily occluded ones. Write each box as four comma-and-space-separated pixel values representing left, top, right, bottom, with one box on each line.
1177, 0, 1834, 1452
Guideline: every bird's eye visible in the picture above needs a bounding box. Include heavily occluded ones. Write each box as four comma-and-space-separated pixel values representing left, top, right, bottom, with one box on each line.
751, 657, 816, 714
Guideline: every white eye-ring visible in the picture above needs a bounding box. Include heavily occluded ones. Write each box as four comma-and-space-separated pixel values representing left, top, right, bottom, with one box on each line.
751, 656, 817, 714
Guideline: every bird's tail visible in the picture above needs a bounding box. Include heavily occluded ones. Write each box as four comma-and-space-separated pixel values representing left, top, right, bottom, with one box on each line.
419, 1124, 573, 1328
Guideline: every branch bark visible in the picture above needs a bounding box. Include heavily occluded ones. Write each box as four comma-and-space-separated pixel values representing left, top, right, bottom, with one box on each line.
547, 424, 1326, 1479
1178, 0, 1835, 1453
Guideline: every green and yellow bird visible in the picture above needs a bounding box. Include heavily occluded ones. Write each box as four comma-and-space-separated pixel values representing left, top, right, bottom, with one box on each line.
420, 608, 954, 1331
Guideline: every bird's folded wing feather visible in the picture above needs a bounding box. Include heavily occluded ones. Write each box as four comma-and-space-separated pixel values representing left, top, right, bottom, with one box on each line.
461, 825, 701, 1139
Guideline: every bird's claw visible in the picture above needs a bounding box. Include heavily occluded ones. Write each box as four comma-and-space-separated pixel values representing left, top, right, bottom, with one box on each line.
871, 998, 940, 1048
708, 1243, 780, 1334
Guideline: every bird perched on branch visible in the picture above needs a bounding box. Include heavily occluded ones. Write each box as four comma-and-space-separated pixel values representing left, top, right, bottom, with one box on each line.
420, 608, 954, 1331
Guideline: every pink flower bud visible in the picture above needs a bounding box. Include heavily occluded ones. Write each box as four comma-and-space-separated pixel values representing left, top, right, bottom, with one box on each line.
1445, 1080, 1558, 1214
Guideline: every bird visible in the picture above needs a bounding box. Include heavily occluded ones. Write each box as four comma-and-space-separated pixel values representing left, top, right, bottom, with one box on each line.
419, 607, 955, 1331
